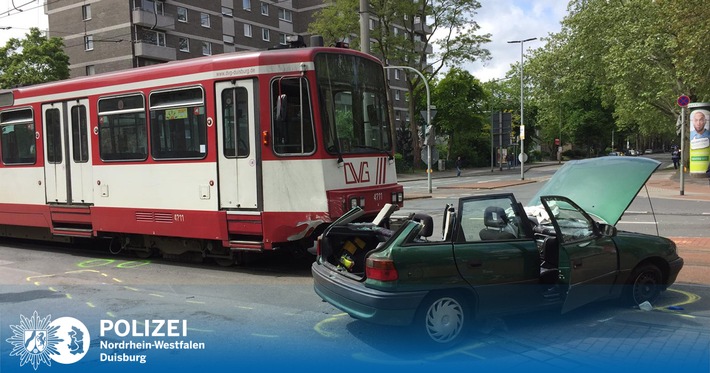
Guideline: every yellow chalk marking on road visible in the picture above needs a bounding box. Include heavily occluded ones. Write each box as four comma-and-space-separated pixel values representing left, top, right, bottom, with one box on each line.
124, 286, 140, 291
112, 278, 122, 283
65, 293, 72, 300
654, 288, 701, 317
48, 287, 58, 292
427, 342, 489, 361
236, 305, 253, 310
314, 313, 347, 338
251, 333, 278, 338
149, 293, 164, 298
186, 300, 205, 304
106, 312, 116, 318
86, 302, 95, 308
65, 269, 100, 275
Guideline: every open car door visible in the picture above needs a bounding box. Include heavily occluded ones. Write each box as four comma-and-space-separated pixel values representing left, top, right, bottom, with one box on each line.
540, 196, 619, 313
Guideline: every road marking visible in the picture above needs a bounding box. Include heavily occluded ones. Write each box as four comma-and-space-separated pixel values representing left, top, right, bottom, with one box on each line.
314, 313, 347, 338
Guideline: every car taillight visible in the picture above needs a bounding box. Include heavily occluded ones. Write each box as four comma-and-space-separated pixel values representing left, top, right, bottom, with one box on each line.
315, 236, 322, 257
366, 257, 398, 281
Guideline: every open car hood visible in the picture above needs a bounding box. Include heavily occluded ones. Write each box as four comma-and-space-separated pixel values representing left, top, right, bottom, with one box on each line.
528, 156, 661, 225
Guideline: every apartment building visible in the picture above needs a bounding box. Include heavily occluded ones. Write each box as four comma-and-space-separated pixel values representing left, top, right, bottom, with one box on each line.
45, 0, 429, 130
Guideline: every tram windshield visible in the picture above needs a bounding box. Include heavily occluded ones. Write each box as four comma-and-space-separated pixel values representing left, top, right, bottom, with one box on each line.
315, 53, 392, 156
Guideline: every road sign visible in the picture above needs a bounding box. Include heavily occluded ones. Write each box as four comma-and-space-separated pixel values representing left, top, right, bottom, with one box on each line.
678, 95, 690, 107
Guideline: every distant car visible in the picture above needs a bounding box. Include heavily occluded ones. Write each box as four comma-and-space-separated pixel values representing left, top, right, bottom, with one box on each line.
312, 157, 684, 346
645, 149, 653, 154
608, 151, 620, 156
627, 149, 638, 156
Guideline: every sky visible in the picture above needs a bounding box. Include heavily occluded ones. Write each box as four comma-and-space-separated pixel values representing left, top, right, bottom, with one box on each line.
0, 0, 568, 82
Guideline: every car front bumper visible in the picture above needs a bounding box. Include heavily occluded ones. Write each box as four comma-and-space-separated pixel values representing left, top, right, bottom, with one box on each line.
667, 256, 684, 286
311, 262, 428, 326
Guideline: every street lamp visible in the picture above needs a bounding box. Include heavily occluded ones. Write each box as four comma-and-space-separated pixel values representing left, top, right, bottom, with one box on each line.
384, 65, 434, 193
508, 37, 537, 180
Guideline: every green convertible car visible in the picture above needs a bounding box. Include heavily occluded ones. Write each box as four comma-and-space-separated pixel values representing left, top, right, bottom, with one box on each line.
312, 157, 684, 345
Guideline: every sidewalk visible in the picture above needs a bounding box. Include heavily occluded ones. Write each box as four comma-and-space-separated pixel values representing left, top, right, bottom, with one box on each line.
397, 161, 710, 284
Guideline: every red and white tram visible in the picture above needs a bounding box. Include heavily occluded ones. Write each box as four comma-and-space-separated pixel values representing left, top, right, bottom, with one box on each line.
0, 45, 403, 263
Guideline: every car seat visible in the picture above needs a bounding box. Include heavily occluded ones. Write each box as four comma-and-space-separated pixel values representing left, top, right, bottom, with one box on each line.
479, 206, 516, 241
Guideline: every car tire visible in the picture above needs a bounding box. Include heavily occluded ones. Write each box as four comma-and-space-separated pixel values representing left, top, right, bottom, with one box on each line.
626, 263, 662, 306
414, 292, 470, 346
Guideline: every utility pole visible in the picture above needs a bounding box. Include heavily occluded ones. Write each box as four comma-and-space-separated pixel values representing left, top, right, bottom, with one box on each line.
508, 37, 537, 180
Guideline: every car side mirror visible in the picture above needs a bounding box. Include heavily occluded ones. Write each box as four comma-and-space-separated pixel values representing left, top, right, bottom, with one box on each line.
599, 223, 617, 237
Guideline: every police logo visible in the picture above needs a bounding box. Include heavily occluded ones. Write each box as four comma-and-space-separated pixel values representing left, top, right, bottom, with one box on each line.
6, 311, 90, 370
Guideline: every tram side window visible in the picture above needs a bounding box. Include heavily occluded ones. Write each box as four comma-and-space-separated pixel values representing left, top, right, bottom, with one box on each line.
0, 108, 36, 165
271, 77, 315, 155
149, 87, 207, 159
97, 94, 148, 161
222, 87, 249, 157
45, 108, 62, 164
71, 105, 89, 163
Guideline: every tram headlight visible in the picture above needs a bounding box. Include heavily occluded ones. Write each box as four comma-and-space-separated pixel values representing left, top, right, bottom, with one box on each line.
392, 192, 403, 204
359, 197, 366, 208
350, 197, 359, 209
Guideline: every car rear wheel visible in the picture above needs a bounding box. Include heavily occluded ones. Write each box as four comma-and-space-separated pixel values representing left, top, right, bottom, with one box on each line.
415, 293, 469, 346
627, 264, 662, 306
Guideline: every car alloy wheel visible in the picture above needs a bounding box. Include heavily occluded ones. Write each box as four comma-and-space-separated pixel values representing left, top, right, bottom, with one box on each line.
423, 296, 465, 344
629, 264, 662, 306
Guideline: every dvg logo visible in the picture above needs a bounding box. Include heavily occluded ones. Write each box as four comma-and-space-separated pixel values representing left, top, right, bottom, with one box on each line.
6, 311, 91, 370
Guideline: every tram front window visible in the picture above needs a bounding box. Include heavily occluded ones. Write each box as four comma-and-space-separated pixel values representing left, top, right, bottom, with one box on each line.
315, 53, 391, 156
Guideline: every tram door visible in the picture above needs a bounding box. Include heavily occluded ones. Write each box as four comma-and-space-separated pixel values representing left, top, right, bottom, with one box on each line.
215, 80, 260, 210
42, 99, 93, 204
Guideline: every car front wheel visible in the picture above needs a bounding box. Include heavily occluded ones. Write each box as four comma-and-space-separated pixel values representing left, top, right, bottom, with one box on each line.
627, 264, 663, 306
416, 293, 469, 345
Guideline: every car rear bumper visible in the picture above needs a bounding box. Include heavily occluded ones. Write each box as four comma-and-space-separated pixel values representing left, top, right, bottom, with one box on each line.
311, 262, 428, 326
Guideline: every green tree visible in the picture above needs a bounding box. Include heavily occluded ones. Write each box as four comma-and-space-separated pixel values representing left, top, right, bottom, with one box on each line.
526, 0, 710, 155
309, 0, 490, 167
0, 28, 69, 88
431, 68, 489, 166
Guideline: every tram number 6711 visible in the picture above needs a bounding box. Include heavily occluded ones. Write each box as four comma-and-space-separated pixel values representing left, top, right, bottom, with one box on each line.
174, 214, 185, 222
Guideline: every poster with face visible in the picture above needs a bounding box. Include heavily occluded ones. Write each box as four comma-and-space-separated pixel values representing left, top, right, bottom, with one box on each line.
688, 104, 710, 173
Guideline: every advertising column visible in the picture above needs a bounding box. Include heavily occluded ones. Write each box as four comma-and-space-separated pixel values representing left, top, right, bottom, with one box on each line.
688, 102, 710, 173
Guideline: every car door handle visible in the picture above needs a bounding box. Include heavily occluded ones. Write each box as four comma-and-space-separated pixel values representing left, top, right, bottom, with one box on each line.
467, 259, 483, 268
573, 260, 583, 269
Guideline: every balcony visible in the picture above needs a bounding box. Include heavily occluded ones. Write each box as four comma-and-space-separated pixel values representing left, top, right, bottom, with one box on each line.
415, 41, 433, 54
134, 42, 176, 61
132, 8, 175, 31
413, 20, 431, 35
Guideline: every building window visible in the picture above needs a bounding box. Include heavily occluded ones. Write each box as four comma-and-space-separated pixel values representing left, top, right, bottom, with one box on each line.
177, 7, 187, 22
143, 0, 164, 14
82, 4, 91, 21
262, 28, 270, 42
244, 24, 252, 37
202, 41, 212, 55
200, 13, 210, 28
278, 8, 292, 22
260, 2, 268, 16
178, 37, 189, 52
369, 19, 375, 30
395, 91, 400, 101
221, 6, 233, 17
394, 69, 400, 80
243, 0, 251, 11
395, 111, 401, 121
86, 65, 95, 75
84, 35, 93, 51
279, 33, 286, 45
223, 34, 234, 44
141, 30, 166, 46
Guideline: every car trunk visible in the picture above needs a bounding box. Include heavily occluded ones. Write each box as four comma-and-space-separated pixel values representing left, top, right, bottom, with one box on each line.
319, 222, 393, 279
